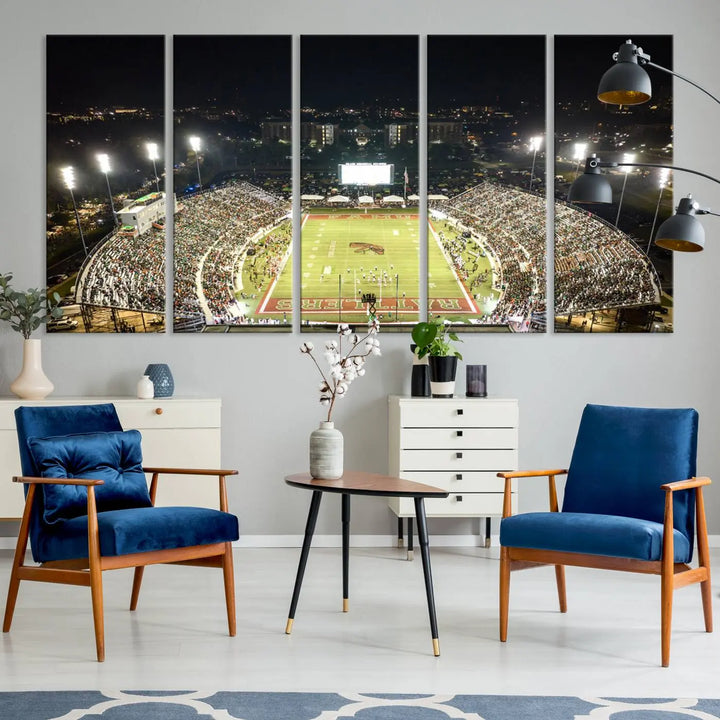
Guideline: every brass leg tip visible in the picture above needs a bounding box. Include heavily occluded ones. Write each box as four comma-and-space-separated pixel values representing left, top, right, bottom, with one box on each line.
432, 638, 440, 656
285, 618, 294, 634
343, 598, 349, 612
407, 550, 414, 561
397, 538, 404, 548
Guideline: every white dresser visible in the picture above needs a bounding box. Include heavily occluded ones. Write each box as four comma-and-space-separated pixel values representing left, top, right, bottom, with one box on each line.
388, 395, 519, 548
0, 396, 222, 519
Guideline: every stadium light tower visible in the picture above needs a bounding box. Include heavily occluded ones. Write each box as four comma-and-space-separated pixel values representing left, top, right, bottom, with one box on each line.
528, 136, 543, 190
96, 153, 118, 228
648, 167, 671, 253
146, 142, 161, 193
615, 153, 636, 227
189, 135, 202, 190
573, 142, 588, 178
61, 166, 88, 257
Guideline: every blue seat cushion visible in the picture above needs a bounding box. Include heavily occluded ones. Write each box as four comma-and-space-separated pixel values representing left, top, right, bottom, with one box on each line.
32, 506, 240, 563
500, 512, 691, 563
27, 430, 152, 524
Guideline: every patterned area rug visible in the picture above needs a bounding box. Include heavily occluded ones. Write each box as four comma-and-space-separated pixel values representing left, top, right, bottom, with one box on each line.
2, 692, 720, 720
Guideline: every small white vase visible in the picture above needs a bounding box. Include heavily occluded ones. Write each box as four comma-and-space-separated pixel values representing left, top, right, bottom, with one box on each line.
10, 338, 54, 400
136, 375, 154, 399
309, 421, 344, 480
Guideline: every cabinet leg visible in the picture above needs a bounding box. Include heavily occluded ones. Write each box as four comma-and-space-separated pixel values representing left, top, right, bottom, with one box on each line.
407, 517, 414, 561
342, 494, 350, 612
485, 517, 492, 548
397, 517, 404, 548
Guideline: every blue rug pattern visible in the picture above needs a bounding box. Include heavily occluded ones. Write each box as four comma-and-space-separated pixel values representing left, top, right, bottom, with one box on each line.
2, 691, 720, 720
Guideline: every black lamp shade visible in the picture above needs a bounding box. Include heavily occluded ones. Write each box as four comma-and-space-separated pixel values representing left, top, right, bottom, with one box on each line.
654, 196, 705, 252
597, 41, 652, 105
568, 169, 613, 204
655, 214, 705, 252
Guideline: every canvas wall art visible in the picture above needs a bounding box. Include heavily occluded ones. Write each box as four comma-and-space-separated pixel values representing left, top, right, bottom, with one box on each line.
427, 35, 547, 333
172, 35, 292, 332
46, 35, 166, 333
299, 35, 420, 330
554, 35, 673, 333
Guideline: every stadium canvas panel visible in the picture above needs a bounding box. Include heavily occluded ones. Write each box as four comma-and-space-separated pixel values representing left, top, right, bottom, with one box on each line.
427, 35, 547, 333
173, 35, 292, 333
300, 35, 420, 330
554, 35, 673, 333
46, 35, 166, 333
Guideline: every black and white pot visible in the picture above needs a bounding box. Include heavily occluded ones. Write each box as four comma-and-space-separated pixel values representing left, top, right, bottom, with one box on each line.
428, 355, 458, 398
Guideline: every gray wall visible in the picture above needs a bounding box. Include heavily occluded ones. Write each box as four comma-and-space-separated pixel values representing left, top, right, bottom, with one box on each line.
1, 0, 719, 538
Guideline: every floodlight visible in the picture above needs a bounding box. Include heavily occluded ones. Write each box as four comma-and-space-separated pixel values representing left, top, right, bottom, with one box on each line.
189, 136, 201, 152
529, 136, 543, 152
146, 142, 159, 161
573, 143, 587, 160
61, 166, 75, 190
96, 153, 111, 174
620, 153, 635, 173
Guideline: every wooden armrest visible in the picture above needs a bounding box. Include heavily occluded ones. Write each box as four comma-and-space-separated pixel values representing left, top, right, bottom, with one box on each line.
661, 476, 712, 492
497, 469, 568, 479
13, 475, 104, 486
143, 467, 238, 477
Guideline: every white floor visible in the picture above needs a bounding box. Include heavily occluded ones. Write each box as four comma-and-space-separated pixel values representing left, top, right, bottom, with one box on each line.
0, 546, 718, 697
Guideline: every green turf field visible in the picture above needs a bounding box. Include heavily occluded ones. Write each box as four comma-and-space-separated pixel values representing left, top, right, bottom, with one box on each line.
253, 207, 496, 327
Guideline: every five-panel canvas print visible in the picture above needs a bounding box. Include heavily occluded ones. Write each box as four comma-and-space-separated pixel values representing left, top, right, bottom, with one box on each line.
45, 34, 673, 334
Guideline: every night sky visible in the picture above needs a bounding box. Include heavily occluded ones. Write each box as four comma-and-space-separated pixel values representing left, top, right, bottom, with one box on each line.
301, 35, 419, 109
46, 35, 164, 111
174, 35, 291, 112
428, 35, 545, 110
555, 35, 673, 102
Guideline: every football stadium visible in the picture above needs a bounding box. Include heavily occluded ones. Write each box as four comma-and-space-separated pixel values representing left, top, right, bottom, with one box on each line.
65, 171, 660, 333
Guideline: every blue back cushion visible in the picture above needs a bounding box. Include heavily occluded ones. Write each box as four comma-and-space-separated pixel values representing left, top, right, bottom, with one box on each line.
27, 430, 152, 524
563, 404, 698, 544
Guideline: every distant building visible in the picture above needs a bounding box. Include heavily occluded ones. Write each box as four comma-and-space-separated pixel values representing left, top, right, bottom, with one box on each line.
301, 122, 339, 145
116, 192, 175, 235
428, 120, 464, 143
385, 123, 417, 147
261, 120, 292, 142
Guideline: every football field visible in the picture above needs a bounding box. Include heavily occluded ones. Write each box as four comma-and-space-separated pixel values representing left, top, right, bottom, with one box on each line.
259, 208, 487, 326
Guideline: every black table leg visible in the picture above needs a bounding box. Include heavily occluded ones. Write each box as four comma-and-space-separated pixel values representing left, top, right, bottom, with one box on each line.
414, 496, 440, 656
286, 490, 322, 634
342, 493, 350, 612
397, 517, 404, 548
485, 517, 492, 548
407, 516, 414, 561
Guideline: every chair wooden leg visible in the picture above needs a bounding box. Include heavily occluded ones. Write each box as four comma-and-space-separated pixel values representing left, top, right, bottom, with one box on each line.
130, 567, 144, 611
3, 486, 35, 633
660, 490, 674, 668
87, 488, 105, 662
499, 546, 510, 642
696, 487, 713, 633
555, 565, 567, 613
222, 542, 236, 637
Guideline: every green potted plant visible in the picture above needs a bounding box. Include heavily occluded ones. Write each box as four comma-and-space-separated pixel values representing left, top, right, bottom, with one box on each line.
0, 272, 62, 399
411, 317, 463, 398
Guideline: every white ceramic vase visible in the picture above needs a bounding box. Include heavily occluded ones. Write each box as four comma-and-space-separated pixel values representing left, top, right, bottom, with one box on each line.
136, 375, 154, 399
309, 421, 344, 480
10, 338, 54, 400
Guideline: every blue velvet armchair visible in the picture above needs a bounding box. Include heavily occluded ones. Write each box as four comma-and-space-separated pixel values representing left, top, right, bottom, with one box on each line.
498, 404, 712, 667
3, 403, 239, 661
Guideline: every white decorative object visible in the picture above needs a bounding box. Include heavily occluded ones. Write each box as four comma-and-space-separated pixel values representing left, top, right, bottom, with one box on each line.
309, 421, 344, 479
136, 375, 154, 399
10, 339, 54, 400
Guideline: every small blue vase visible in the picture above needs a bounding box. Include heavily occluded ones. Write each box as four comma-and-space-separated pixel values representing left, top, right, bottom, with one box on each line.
144, 363, 174, 398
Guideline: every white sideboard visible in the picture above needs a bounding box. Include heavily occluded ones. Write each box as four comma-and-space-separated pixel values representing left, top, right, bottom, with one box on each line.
0, 397, 222, 519
388, 395, 519, 541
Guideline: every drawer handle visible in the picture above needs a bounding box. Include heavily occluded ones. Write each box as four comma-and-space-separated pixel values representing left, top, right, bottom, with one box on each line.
455, 473, 463, 481
155, 408, 163, 415
456, 495, 463, 502
456, 430, 463, 437
456, 452, 463, 459
457, 408, 464, 416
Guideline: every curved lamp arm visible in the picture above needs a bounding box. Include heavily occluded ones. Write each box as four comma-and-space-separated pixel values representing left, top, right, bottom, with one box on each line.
643, 59, 720, 107
597, 159, 720, 187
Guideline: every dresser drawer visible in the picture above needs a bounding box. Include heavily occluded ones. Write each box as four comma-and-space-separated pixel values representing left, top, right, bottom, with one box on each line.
398, 399, 518, 429
391, 492, 515, 517
401, 427, 517, 450
114, 399, 220, 430
398, 470, 508, 494
400, 448, 517, 472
